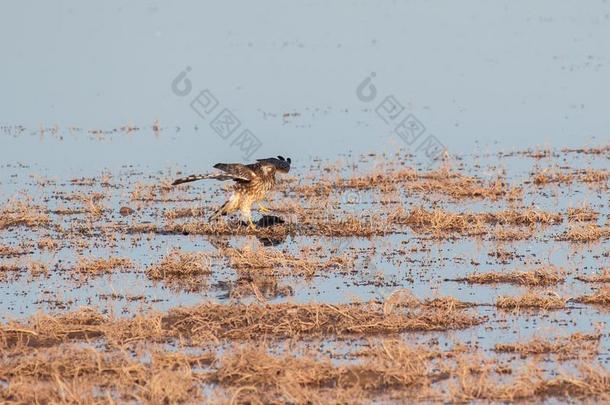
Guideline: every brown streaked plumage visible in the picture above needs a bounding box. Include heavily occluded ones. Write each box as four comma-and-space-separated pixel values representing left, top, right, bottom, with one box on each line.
171, 156, 291, 228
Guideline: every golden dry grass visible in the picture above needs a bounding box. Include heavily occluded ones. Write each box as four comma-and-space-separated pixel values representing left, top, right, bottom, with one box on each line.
146, 250, 212, 292
37, 237, 59, 251
494, 332, 601, 359
0, 344, 209, 403
401, 206, 561, 236
2, 340, 608, 403
0, 200, 51, 230
210, 340, 442, 403
451, 361, 610, 401
533, 167, 609, 186
163, 206, 206, 220
0, 300, 481, 349
225, 245, 353, 277
291, 168, 518, 200
496, 291, 567, 310
0, 244, 27, 257
576, 269, 610, 283
455, 267, 565, 286
75, 257, 134, 275
567, 206, 599, 222
559, 224, 610, 242
575, 287, 610, 307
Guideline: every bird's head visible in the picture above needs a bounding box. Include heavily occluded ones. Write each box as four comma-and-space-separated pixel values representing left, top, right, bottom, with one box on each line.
257, 156, 291, 174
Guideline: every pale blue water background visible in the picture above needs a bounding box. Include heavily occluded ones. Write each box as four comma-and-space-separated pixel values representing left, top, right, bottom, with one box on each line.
1, 0, 609, 174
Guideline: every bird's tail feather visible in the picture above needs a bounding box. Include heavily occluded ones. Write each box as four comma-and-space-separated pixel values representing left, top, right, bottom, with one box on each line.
172, 174, 215, 186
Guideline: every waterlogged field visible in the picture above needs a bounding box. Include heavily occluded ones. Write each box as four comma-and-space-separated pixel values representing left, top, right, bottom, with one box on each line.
0, 126, 608, 403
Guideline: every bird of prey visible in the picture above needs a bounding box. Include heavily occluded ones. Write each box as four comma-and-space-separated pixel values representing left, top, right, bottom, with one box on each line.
172, 156, 291, 229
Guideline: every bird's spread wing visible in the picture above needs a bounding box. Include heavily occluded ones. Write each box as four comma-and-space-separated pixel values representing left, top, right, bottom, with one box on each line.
172, 163, 257, 186
172, 157, 290, 186
256, 155, 291, 173
212, 163, 257, 182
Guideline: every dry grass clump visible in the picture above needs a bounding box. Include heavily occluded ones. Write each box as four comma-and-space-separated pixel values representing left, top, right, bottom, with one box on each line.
146, 250, 212, 292
225, 246, 352, 277
532, 169, 574, 185
27, 261, 49, 277
0, 300, 481, 349
494, 208, 563, 225
559, 224, 610, 242
581, 169, 609, 183
567, 206, 599, 222
576, 269, 610, 283
164, 300, 482, 343
0, 262, 21, 281
533, 168, 609, 185
0, 344, 208, 404
494, 332, 601, 359
37, 237, 59, 251
163, 206, 206, 220
0, 244, 27, 257
75, 257, 134, 275
413, 170, 517, 200
574, 287, 610, 306
496, 291, 566, 311
292, 168, 517, 200
301, 213, 391, 236
0, 201, 51, 230
403, 206, 562, 236
401, 207, 487, 235
211, 340, 440, 403
451, 361, 610, 401
456, 267, 565, 287
336, 167, 418, 190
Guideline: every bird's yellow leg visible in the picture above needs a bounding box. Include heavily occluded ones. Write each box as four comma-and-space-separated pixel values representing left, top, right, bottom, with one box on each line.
258, 202, 272, 214
247, 216, 257, 230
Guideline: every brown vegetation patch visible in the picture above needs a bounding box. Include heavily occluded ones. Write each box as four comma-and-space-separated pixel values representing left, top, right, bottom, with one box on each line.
37, 237, 59, 251
567, 206, 599, 222
0, 245, 28, 257
164, 301, 482, 343
558, 224, 610, 242
492, 227, 534, 240
75, 257, 134, 275
575, 287, 610, 307
163, 206, 206, 220
494, 332, 601, 359
532, 168, 609, 186
451, 362, 610, 401
0, 201, 51, 230
454, 267, 565, 287
291, 168, 518, 200
146, 250, 212, 292
401, 207, 561, 236
0, 300, 481, 349
576, 269, 610, 283
0, 344, 209, 404
211, 340, 441, 403
225, 246, 353, 277
496, 291, 567, 311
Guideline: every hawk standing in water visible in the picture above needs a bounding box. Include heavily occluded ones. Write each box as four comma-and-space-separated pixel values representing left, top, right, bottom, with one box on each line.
172, 156, 291, 229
